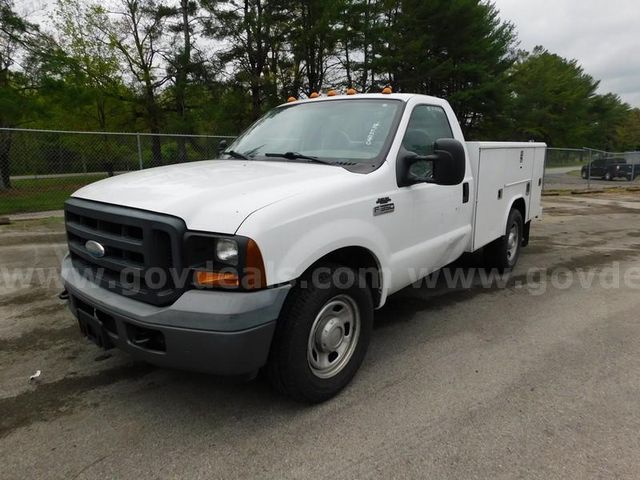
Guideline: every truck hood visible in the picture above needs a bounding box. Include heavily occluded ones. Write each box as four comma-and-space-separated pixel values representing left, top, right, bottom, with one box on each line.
72, 160, 355, 233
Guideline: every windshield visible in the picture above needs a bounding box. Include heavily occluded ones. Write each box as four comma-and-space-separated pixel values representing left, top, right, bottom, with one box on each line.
227, 99, 403, 164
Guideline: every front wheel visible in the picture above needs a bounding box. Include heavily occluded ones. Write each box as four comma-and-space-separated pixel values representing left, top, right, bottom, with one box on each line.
604, 172, 612, 181
484, 208, 524, 272
267, 263, 373, 403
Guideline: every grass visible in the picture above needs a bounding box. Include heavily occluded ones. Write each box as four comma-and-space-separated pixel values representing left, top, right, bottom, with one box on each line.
546, 161, 585, 168
0, 216, 65, 232
0, 174, 107, 216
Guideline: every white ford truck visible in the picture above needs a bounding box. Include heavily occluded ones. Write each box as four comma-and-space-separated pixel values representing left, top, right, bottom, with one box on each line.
61, 93, 545, 402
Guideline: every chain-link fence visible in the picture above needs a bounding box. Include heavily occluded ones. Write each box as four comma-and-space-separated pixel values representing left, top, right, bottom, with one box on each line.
0, 128, 236, 215
2, 128, 640, 215
544, 147, 640, 192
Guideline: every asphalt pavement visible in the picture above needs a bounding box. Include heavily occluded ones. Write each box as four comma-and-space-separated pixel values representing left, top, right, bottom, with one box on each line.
2, 193, 640, 479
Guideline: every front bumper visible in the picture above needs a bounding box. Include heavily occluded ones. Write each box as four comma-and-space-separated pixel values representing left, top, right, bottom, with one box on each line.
61, 255, 291, 375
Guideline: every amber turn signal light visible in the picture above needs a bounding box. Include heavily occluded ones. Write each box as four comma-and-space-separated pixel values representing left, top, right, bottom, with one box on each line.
194, 271, 239, 288
245, 239, 267, 289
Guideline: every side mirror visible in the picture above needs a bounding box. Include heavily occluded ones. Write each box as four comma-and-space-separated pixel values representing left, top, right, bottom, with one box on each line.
218, 139, 228, 156
396, 138, 466, 187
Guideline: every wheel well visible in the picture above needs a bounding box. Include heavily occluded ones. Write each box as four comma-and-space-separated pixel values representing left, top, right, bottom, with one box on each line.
511, 197, 526, 222
309, 247, 382, 307
511, 197, 528, 245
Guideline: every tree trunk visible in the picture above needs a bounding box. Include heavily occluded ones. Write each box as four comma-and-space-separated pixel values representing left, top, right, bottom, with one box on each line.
175, 0, 191, 163
148, 101, 163, 166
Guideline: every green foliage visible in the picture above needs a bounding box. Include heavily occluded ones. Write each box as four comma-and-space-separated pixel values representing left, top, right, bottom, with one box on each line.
1, 0, 638, 160
616, 109, 640, 151
506, 47, 630, 148
377, 0, 516, 136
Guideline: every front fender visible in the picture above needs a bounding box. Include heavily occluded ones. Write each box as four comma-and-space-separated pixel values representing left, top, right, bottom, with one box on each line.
278, 218, 389, 290
244, 215, 391, 307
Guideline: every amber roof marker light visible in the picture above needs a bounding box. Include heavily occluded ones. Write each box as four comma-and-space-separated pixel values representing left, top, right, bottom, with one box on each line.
287, 96, 297, 103
327, 89, 337, 97
309, 92, 320, 99
382, 86, 393, 94
346, 88, 357, 95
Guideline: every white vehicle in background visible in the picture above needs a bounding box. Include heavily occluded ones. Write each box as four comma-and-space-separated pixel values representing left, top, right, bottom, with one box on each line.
61, 91, 546, 402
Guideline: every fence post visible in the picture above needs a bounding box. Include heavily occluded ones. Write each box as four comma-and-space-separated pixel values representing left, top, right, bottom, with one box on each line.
587, 149, 592, 190
136, 134, 143, 170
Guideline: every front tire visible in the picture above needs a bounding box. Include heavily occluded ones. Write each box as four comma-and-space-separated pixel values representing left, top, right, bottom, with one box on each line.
604, 172, 612, 181
484, 208, 524, 272
267, 263, 373, 403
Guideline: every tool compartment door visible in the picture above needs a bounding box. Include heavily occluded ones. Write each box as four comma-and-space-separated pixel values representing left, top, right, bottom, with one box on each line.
529, 146, 546, 219
472, 144, 538, 250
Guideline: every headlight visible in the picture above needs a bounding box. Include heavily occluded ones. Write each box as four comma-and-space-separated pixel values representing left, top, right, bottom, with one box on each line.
216, 239, 238, 265
184, 233, 266, 290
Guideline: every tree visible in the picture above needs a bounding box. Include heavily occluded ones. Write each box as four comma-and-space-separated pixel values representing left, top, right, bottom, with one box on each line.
588, 92, 629, 151
375, 0, 516, 136
163, 0, 201, 161
338, 0, 390, 92
287, 0, 344, 95
507, 47, 629, 148
0, 0, 43, 189
616, 109, 640, 152
96, 0, 175, 164
202, 0, 285, 120
53, 0, 130, 131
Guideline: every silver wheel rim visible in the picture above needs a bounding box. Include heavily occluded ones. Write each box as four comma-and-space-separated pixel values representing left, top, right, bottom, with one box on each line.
307, 294, 360, 379
506, 223, 519, 263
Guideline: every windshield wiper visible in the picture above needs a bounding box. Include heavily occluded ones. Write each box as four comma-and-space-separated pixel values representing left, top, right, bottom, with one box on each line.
264, 152, 334, 165
223, 150, 250, 160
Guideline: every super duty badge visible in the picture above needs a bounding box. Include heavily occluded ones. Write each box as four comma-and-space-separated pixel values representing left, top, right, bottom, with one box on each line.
374, 197, 395, 216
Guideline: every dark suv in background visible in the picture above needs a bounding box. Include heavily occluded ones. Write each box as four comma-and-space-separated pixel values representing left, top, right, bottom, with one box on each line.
581, 157, 640, 181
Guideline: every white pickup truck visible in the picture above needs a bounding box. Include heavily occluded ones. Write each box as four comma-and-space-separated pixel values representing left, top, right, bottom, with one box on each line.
61, 92, 545, 402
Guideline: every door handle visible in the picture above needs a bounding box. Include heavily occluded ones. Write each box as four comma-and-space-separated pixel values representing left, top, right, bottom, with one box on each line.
462, 182, 469, 203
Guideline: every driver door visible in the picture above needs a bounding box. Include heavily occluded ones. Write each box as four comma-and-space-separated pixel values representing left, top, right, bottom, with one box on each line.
399, 105, 468, 278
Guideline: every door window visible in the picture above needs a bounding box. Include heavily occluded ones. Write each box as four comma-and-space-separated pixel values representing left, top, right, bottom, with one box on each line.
401, 105, 454, 157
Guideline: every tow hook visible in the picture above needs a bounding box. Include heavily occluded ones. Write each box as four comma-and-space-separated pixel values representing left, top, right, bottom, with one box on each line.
58, 289, 69, 301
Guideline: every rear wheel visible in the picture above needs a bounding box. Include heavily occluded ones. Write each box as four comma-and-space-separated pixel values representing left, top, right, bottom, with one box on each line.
267, 263, 373, 403
484, 208, 523, 272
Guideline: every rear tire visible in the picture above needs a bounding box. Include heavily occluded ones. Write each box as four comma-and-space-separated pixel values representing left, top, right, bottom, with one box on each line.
267, 263, 373, 403
484, 209, 523, 272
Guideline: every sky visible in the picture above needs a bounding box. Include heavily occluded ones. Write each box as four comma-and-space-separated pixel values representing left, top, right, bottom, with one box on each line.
493, 0, 640, 107
15, 0, 640, 108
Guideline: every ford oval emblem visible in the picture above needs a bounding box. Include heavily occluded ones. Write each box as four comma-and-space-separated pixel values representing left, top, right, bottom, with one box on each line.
85, 240, 105, 258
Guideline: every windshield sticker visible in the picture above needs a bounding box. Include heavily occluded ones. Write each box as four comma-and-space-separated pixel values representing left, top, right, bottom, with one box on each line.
366, 122, 380, 146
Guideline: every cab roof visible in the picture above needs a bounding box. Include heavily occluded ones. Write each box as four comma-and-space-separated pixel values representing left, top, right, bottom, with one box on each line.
280, 92, 448, 107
